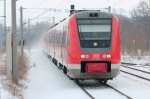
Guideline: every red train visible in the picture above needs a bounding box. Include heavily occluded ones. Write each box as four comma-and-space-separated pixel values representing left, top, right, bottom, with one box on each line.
43, 10, 120, 83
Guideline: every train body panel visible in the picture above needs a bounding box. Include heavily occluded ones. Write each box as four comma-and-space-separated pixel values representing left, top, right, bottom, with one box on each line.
43, 10, 120, 81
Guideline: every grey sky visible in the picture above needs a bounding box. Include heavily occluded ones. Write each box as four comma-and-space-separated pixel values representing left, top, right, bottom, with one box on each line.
0, 0, 145, 26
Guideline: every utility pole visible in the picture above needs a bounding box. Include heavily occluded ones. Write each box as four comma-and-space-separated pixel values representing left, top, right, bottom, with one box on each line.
52, 17, 55, 26
11, 0, 18, 83
20, 6, 23, 56
4, 0, 6, 47
28, 18, 30, 54
108, 6, 111, 13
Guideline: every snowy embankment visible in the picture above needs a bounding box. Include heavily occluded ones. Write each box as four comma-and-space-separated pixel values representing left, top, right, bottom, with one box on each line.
24, 49, 90, 99
0, 53, 17, 99
24, 48, 150, 99
108, 73, 150, 99
1, 47, 150, 99
121, 55, 150, 65
121, 55, 150, 74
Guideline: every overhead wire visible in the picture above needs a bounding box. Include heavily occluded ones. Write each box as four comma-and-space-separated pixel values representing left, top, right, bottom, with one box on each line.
23, 9, 50, 24
56, 0, 71, 13
22, 0, 71, 26
30, 10, 49, 20
42, 0, 71, 26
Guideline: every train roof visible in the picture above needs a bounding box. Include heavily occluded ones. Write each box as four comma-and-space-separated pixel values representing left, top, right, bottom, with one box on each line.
75, 10, 112, 19
51, 10, 112, 28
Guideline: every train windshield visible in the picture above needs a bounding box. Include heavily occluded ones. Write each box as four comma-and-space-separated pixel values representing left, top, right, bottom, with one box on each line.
78, 25, 111, 40
77, 19, 112, 48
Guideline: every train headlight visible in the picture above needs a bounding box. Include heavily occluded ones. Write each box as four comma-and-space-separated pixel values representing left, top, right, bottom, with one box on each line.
85, 54, 89, 58
103, 54, 111, 58
81, 54, 86, 58
107, 54, 111, 58
103, 54, 107, 58
81, 54, 89, 59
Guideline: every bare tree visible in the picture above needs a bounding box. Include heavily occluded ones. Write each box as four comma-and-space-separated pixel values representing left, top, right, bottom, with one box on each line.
131, 1, 150, 53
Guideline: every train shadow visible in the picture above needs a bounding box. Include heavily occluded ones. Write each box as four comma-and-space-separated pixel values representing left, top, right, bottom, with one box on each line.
77, 80, 108, 89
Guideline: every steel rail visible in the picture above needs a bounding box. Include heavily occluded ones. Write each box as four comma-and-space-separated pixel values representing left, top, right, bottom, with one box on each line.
105, 84, 132, 99
121, 70, 150, 81
121, 65, 150, 74
75, 81, 95, 99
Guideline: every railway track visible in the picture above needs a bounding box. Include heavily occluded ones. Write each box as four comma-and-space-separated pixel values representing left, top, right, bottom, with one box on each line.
121, 65, 150, 74
121, 62, 137, 65
75, 81, 95, 99
75, 80, 132, 99
121, 63, 150, 82
121, 62, 150, 67
104, 84, 132, 99
121, 70, 150, 81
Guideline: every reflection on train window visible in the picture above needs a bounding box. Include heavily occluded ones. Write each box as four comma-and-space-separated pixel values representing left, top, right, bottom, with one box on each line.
78, 25, 111, 32
77, 19, 112, 48
78, 25, 111, 41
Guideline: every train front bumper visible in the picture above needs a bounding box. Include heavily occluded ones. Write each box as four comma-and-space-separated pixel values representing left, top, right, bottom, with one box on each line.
67, 62, 120, 80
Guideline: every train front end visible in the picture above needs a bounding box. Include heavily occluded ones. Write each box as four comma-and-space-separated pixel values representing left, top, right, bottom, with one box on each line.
67, 11, 120, 81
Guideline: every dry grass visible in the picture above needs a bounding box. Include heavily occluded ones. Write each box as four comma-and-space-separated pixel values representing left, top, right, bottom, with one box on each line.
0, 50, 32, 99
0, 48, 6, 76
2, 80, 23, 99
0, 67, 6, 75
18, 54, 28, 81
0, 48, 6, 54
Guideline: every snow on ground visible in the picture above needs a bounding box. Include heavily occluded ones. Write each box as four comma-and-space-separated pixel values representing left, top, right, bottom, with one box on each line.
25, 48, 127, 99
24, 48, 90, 99
0, 53, 6, 67
121, 66, 150, 78
24, 48, 150, 99
121, 55, 150, 73
0, 54, 17, 99
121, 55, 150, 65
108, 73, 150, 99
121, 65, 150, 73
0, 77, 17, 99
0, 47, 150, 99
80, 80, 127, 99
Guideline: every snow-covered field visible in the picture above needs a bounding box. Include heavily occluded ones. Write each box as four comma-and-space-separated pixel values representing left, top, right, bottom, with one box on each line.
23, 48, 150, 99
24, 48, 90, 99
0, 53, 17, 99
121, 55, 150, 65
1, 48, 150, 99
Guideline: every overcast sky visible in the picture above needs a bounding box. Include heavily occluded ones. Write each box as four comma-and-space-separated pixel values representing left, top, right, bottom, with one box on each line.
0, 0, 146, 26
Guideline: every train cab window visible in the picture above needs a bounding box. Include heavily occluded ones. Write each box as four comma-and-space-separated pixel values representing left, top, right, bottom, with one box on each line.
77, 19, 112, 48
78, 24, 111, 40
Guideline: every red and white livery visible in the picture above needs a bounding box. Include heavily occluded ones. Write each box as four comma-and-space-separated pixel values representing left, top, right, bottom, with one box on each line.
43, 10, 120, 83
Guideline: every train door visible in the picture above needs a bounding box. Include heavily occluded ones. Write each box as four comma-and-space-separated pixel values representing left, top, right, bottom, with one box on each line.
61, 26, 65, 65
62, 25, 67, 66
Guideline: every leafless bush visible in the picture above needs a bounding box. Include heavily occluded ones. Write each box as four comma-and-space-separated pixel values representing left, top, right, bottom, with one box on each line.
0, 48, 6, 54
18, 54, 28, 81
2, 80, 23, 99
0, 51, 31, 99
0, 67, 6, 75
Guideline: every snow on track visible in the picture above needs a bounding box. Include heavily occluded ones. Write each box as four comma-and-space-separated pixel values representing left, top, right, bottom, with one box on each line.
24, 48, 150, 99
24, 49, 90, 99
108, 74, 150, 99
79, 80, 128, 99
121, 66, 150, 80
